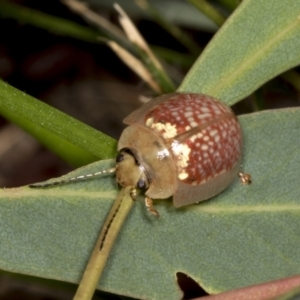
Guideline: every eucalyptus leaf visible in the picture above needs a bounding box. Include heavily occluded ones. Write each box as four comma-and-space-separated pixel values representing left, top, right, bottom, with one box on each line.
179, 0, 300, 105
1, 108, 300, 299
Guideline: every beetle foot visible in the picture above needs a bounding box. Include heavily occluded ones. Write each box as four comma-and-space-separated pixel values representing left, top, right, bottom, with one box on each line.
238, 172, 252, 185
145, 197, 159, 217
130, 188, 138, 200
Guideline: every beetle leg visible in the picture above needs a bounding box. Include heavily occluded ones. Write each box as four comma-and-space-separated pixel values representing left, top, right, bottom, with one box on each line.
130, 187, 138, 200
238, 172, 252, 185
145, 197, 159, 217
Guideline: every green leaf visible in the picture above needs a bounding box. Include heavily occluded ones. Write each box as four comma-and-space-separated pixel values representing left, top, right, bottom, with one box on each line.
0, 1, 101, 43
1, 108, 299, 299
179, 0, 300, 105
0, 80, 117, 166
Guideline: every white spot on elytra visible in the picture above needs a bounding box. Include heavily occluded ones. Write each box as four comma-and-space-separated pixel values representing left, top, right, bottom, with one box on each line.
200, 178, 207, 184
201, 144, 209, 151
178, 172, 188, 180
199, 113, 212, 119
203, 135, 209, 141
200, 106, 210, 113
172, 142, 191, 168
209, 129, 218, 137
188, 117, 195, 124
185, 125, 191, 131
151, 122, 178, 139
190, 135, 197, 143
146, 117, 153, 127
184, 111, 193, 118
230, 124, 237, 131
157, 148, 169, 160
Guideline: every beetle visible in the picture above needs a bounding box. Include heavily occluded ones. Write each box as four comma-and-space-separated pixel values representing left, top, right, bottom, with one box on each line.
115, 92, 250, 215
30, 92, 251, 216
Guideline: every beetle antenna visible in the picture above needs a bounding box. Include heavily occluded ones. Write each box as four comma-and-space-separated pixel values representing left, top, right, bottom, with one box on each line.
29, 167, 117, 188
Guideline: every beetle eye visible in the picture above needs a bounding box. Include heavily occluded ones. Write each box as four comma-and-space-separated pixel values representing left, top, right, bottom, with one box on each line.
116, 153, 124, 163
137, 178, 146, 189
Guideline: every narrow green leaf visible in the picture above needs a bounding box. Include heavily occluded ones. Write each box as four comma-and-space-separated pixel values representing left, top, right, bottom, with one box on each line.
187, 0, 226, 27
0, 108, 299, 299
216, 0, 240, 11
135, 0, 202, 55
179, 0, 300, 105
0, 80, 117, 166
152, 45, 196, 68
0, 1, 101, 43
136, 46, 176, 93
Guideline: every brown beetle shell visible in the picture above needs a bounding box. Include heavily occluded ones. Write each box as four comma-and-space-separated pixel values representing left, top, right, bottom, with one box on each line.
118, 93, 242, 207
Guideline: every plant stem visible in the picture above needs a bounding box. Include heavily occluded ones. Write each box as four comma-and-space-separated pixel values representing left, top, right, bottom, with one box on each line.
73, 186, 135, 300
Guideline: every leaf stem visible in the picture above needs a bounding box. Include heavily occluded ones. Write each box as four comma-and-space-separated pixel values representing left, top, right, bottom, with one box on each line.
73, 186, 135, 300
